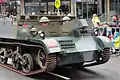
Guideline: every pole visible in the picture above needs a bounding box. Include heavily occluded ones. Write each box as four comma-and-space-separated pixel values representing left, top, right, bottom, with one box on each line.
15, 0, 17, 15
86, 0, 88, 18
106, 0, 110, 22
9, 2, 10, 14
82, 3, 83, 18
118, 0, 119, 14
0, 3, 3, 16
97, 0, 102, 15
4, 2, 6, 17
20, 0, 25, 15
39, 2, 40, 12
38, 0, 41, 13
46, 0, 48, 14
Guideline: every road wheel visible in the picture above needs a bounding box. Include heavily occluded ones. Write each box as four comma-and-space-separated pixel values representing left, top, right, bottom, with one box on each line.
12, 53, 21, 69
37, 47, 47, 69
22, 53, 33, 73
12, 59, 21, 69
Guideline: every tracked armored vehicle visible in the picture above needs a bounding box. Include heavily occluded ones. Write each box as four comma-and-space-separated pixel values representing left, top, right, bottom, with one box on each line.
0, 15, 113, 76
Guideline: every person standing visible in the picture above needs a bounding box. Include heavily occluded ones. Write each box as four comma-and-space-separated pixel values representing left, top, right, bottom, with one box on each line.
92, 14, 100, 27
109, 15, 120, 35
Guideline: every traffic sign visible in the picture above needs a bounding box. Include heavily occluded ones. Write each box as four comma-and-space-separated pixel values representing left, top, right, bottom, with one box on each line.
54, 0, 60, 9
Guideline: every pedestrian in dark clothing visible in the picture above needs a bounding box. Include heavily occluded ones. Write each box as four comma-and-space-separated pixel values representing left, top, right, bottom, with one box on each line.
109, 15, 120, 35
109, 15, 120, 27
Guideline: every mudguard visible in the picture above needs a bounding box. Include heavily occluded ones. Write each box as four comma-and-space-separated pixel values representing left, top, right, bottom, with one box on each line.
29, 38, 61, 54
95, 36, 114, 49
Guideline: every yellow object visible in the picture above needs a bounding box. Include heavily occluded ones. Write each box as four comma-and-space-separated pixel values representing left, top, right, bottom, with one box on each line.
107, 27, 111, 30
55, 0, 61, 9
92, 16, 100, 25
113, 36, 120, 49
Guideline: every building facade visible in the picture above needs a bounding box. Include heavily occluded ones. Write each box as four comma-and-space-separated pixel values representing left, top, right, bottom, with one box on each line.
103, 0, 120, 22
20, 0, 99, 17
110, 0, 120, 15
20, 0, 75, 15
76, 0, 98, 18
19, 0, 120, 19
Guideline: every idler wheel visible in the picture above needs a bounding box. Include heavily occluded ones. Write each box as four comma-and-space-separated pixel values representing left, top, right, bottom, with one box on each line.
22, 53, 33, 73
98, 48, 110, 63
37, 48, 47, 69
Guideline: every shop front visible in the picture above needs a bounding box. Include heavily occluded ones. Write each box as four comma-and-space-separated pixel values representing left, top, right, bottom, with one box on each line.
110, 0, 120, 15
24, 0, 71, 15
76, 0, 98, 19
100, 0, 120, 22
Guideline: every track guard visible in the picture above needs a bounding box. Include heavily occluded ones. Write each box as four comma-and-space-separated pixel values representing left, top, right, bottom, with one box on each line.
95, 36, 114, 49
29, 38, 61, 54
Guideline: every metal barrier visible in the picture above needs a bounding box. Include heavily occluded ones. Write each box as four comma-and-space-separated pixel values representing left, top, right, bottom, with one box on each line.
97, 26, 120, 55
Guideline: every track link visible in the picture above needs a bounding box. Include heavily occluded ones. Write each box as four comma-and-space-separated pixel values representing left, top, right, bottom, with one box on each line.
45, 54, 57, 72
0, 54, 57, 76
101, 48, 111, 63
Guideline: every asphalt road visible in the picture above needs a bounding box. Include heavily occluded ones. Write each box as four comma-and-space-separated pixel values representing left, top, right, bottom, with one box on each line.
0, 55, 120, 80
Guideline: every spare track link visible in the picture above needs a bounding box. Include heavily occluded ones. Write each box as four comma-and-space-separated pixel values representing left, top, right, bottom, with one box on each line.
0, 54, 57, 76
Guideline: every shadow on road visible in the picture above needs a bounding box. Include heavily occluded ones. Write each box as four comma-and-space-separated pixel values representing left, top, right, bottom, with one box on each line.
29, 67, 105, 80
